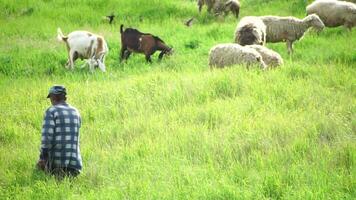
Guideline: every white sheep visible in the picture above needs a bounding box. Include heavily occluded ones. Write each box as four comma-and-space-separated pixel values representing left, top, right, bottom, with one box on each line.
209, 43, 267, 69
306, 0, 356, 30
198, 0, 240, 18
259, 14, 325, 54
246, 45, 283, 68
234, 16, 266, 46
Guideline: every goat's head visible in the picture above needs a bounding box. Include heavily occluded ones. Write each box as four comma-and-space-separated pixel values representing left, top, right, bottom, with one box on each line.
166, 47, 174, 56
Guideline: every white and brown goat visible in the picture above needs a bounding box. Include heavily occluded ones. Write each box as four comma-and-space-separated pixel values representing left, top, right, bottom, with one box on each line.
57, 28, 108, 72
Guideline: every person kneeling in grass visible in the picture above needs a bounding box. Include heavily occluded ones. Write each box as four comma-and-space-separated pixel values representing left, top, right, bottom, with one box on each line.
37, 85, 82, 178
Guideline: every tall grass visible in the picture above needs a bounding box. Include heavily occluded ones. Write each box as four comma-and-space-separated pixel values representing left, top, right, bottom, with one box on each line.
0, 0, 355, 199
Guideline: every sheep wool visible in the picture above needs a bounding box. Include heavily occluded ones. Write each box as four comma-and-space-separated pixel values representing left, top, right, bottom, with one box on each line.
246, 45, 283, 68
234, 16, 266, 46
306, 0, 356, 30
209, 43, 266, 69
259, 14, 325, 53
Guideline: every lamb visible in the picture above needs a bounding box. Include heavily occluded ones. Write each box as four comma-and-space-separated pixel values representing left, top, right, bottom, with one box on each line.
198, 0, 240, 18
246, 45, 283, 68
120, 24, 173, 63
57, 28, 108, 72
259, 14, 325, 54
306, 0, 356, 30
234, 16, 266, 46
209, 43, 267, 69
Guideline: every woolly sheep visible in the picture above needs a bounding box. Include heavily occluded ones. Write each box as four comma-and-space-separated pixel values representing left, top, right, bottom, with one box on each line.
234, 16, 266, 46
209, 43, 267, 69
198, 0, 240, 18
246, 45, 283, 68
306, 0, 356, 30
260, 14, 325, 54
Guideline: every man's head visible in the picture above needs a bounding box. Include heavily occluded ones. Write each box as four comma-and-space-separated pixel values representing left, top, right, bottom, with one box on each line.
47, 85, 67, 105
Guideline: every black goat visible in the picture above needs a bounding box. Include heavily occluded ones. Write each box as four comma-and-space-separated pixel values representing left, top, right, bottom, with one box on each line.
120, 24, 173, 63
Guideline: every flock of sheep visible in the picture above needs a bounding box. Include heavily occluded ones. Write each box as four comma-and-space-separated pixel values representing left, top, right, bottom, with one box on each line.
209, 0, 356, 69
57, 0, 356, 72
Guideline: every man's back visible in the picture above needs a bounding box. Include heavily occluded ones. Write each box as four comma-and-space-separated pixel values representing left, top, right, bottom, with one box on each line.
41, 103, 82, 172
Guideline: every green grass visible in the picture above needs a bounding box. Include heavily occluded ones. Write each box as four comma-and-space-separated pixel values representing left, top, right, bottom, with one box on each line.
0, 0, 355, 199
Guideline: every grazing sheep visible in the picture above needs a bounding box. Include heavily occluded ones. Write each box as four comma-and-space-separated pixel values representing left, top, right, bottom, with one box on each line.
57, 28, 108, 72
246, 45, 283, 68
120, 25, 173, 63
260, 14, 325, 54
209, 43, 267, 69
198, 0, 240, 18
306, 0, 356, 30
234, 16, 266, 46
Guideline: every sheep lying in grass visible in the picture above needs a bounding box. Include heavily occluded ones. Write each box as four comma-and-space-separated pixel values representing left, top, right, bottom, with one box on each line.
209, 43, 266, 69
259, 14, 325, 54
306, 0, 356, 30
246, 45, 283, 68
234, 16, 266, 46
198, 0, 240, 18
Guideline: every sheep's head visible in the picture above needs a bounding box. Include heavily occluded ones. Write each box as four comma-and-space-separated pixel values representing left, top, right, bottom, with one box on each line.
305, 14, 325, 32
252, 28, 264, 45
256, 56, 267, 70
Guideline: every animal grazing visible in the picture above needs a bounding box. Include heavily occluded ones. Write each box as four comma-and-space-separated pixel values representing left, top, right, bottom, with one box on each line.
197, 0, 240, 18
209, 43, 267, 69
57, 28, 108, 72
306, 0, 356, 30
120, 24, 173, 63
234, 16, 266, 46
259, 14, 325, 54
246, 45, 283, 68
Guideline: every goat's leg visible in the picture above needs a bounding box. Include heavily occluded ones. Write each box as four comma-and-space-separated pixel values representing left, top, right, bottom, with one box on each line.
68, 50, 78, 70
65, 50, 71, 69
97, 57, 106, 72
88, 59, 95, 72
145, 55, 152, 63
98, 54, 106, 72
120, 46, 127, 61
124, 51, 132, 60
158, 51, 165, 60
65, 59, 70, 68
65, 52, 74, 69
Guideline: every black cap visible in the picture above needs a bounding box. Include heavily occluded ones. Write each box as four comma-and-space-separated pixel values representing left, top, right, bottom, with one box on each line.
47, 85, 67, 98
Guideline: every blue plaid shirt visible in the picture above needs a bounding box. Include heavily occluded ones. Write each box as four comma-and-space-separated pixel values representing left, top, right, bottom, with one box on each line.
40, 102, 82, 171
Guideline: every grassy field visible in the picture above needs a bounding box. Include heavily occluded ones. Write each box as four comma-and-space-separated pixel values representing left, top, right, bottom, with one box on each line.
0, 0, 355, 199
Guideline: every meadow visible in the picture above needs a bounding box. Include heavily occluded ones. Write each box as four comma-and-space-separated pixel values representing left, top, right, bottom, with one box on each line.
0, 0, 355, 199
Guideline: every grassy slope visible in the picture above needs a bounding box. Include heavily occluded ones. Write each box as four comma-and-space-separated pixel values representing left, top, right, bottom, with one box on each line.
0, 0, 355, 199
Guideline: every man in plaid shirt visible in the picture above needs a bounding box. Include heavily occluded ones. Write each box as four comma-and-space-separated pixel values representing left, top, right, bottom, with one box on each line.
37, 85, 82, 178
